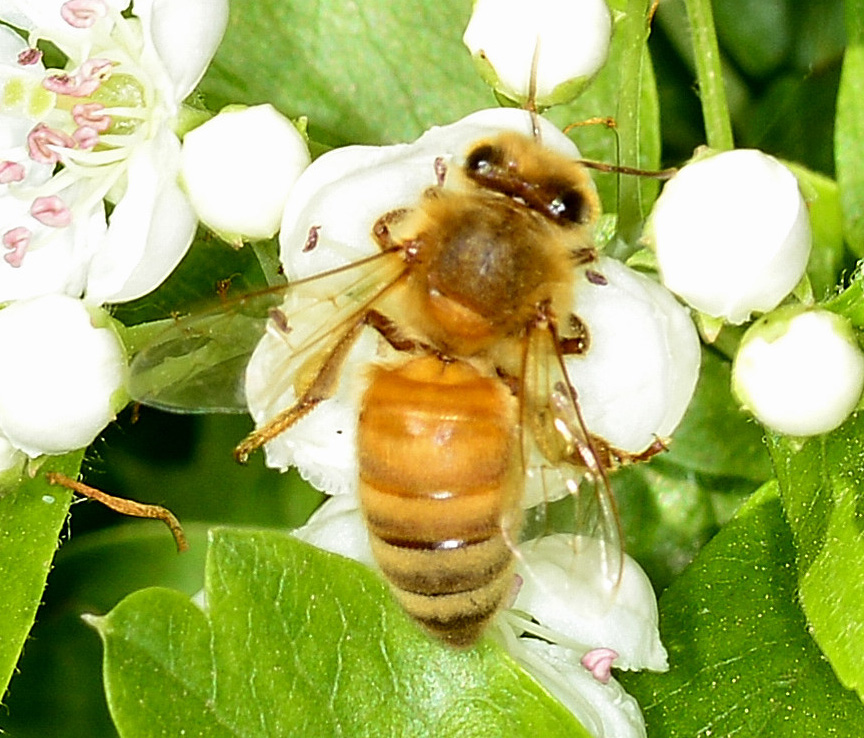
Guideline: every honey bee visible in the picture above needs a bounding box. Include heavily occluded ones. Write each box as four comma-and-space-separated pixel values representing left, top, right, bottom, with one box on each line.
130, 117, 623, 647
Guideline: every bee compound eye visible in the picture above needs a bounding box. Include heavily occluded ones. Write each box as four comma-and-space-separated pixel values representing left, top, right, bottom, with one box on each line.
465, 143, 505, 178
550, 187, 591, 225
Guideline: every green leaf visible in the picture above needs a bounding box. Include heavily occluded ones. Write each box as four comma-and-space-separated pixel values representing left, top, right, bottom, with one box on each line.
547, 0, 661, 224
836, 44, 864, 256
660, 348, 773, 481
1, 523, 209, 738
0, 452, 82, 699
200, 0, 491, 148
767, 412, 864, 700
96, 529, 587, 738
621, 482, 864, 736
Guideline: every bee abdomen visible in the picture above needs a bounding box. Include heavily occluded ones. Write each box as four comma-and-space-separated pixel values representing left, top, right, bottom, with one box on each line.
358, 355, 520, 647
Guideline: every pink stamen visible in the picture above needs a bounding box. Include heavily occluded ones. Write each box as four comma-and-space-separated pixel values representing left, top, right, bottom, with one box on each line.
42, 72, 81, 95
3, 227, 31, 267
77, 58, 114, 95
73, 125, 99, 149
27, 123, 76, 164
17, 48, 43, 66
60, 0, 108, 28
581, 648, 619, 684
42, 58, 114, 97
72, 102, 112, 132
31, 196, 72, 227
0, 161, 25, 184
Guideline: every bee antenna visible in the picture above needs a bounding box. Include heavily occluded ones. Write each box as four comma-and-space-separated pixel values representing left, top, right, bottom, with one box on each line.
527, 36, 542, 143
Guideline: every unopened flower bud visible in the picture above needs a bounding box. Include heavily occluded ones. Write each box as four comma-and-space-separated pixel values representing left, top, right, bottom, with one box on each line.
0, 295, 127, 456
462, 0, 612, 106
732, 307, 864, 436
180, 104, 311, 243
650, 149, 812, 324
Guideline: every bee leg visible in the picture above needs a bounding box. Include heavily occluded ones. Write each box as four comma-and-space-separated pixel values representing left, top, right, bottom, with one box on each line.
46, 472, 188, 552
372, 208, 410, 250
559, 313, 590, 355
234, 317, 366, 464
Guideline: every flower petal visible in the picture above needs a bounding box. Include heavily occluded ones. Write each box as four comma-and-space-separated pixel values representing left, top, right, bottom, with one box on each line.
85, 127, 195, 302
138, 0, 228, 102
503, 638, 648, 738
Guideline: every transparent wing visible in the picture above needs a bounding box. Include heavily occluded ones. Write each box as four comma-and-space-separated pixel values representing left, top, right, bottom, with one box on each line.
128, 249, 407, 413
519, 313, 623, 586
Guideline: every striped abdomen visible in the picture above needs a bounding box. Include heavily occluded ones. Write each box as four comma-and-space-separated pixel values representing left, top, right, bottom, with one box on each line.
358, 355, 521, 647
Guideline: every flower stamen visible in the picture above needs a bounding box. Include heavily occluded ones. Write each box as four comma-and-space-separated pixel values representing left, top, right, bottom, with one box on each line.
2, 227, 31, 267
31, 196, 72, 227
17, 48, 43, 66
27, 123, 76, 164
0, 162, 25, 184
72, 102, 112, 132
581, 647, 619, 684
43, 58, 115, 97
60, 0, 109, 29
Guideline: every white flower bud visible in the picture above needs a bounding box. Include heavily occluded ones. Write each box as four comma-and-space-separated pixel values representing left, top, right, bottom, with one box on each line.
0, 295, 127, 456
732, 307, 864, 436
650, 149, 812, 324
462, 0, 612, 106
180, 104, 311, 242
567, 257, 701, 453
513, 534, 668, 672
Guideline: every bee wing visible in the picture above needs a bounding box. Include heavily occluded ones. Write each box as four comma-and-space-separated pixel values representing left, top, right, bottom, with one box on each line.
520, 316, 623, 585
128, 249, 406, 414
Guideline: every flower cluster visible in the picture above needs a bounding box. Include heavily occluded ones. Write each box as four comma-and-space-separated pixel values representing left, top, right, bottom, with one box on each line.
0, 1, 311, 471
0, 0, 229, 470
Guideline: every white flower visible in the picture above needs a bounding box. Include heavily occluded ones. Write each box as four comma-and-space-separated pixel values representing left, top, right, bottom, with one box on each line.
0, 0, 228, 304
567, 256, 700, 453
0, 293, 127, 456
732, 307, 864, 436
462, 0, 612, 106
650, 149, 812, 324
180, 104, 311, 243
510, 535, 667, 671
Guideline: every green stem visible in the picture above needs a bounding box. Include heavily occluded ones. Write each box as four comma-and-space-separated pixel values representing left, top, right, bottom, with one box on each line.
684, 0, 734, 151
615, 0, 654, 243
